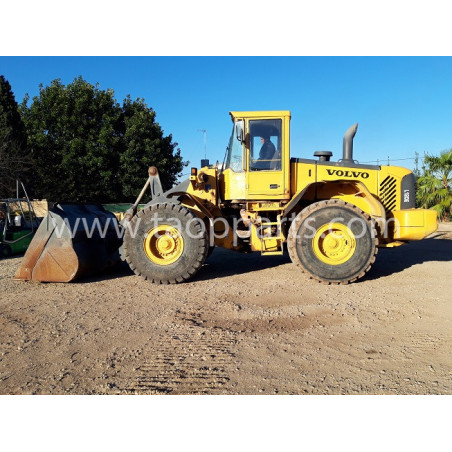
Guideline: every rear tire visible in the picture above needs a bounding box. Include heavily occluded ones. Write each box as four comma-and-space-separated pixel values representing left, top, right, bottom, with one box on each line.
123, 203, 208, 284
287, 200, 378, 284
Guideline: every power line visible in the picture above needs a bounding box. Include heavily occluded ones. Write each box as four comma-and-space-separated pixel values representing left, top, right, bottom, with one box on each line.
361, 156, 427, 164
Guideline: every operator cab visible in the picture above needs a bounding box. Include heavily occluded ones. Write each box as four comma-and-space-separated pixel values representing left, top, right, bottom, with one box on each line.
221, 111, 291, 201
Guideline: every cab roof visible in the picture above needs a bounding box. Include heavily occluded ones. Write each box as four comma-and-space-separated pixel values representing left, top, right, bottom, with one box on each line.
229, 111, 291, 121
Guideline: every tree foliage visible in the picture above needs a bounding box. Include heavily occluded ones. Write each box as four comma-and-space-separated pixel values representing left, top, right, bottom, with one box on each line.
0, 75, 30, 197
21, 77, 185, 202
416, 149, 452, 221
119, 96, 184, 198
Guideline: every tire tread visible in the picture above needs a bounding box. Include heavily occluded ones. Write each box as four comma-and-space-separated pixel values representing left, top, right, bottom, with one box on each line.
287, 200, 378, 285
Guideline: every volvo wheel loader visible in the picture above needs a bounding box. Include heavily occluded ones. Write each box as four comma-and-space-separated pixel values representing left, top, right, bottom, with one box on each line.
15, 111, 438, 284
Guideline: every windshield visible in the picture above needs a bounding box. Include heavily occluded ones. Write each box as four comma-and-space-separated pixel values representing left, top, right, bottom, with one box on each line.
223, 122, 244, 172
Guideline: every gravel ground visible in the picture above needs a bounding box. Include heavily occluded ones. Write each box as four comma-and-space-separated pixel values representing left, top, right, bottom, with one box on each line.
1, 225, 451, 394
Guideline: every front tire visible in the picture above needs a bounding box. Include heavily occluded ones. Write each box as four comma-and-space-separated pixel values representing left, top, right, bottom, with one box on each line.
287, 200, 378, 284
123, 203, 208, 284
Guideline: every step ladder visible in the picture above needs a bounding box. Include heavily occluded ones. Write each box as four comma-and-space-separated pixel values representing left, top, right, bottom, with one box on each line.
259, 215, 284, 256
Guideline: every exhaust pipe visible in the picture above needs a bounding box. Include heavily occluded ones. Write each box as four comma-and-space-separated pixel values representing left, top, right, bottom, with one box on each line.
342, 123, 358, 163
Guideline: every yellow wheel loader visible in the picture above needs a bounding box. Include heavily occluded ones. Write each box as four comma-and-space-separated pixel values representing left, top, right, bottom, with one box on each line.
15, 111, 438, 284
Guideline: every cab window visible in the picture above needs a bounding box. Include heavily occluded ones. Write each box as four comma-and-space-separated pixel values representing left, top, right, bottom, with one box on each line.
225, 122, 244, 172
249, 119, 282, 171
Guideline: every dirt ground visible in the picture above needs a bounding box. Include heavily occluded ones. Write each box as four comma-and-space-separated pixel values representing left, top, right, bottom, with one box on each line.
1, 224, 451, 395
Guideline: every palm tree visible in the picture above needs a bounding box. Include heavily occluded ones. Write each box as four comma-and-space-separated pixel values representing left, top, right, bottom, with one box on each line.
416, 149, 452, 221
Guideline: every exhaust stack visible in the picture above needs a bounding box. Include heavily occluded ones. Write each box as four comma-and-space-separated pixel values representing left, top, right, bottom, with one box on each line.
342, 123, 358, 163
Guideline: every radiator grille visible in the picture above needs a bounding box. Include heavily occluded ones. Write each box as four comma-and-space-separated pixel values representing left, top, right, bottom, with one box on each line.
379, 176, 397, 212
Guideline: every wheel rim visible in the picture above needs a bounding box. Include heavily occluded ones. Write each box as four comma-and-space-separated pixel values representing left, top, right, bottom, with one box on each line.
143, 225, 184, 265
312, 222, 356, 265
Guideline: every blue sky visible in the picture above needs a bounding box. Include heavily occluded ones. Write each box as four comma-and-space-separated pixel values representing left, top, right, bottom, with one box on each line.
2, 56, 452, 175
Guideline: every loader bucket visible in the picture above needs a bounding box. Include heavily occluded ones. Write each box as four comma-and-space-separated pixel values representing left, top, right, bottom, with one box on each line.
14, 203, 122, 283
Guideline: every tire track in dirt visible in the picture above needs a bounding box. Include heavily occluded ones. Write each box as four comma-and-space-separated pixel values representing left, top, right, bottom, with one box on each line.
127, 308, 238, 394
1, 231, 451, 395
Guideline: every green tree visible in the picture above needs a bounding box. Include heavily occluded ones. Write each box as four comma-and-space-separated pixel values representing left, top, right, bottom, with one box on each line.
416, 149, 452, 221
119, 96, 185, 199
21, 77, 122, 202
0, 75, 30, 196
21, 77, 185, 203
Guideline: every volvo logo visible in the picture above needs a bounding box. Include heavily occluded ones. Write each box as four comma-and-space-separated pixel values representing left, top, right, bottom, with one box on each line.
326, 169, 370, 179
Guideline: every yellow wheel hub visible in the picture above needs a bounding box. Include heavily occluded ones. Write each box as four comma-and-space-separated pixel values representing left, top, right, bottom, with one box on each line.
312, 222, 356, 265
144, 225, 184, 265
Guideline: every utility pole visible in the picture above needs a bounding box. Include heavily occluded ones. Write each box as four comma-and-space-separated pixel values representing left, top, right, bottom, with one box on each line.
414, 151, 420, 177
197, 129, 209, 167
197, 129, 207, 160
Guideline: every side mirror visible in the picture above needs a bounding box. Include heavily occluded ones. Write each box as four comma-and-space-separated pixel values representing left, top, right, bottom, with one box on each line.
235, 120, 245, 143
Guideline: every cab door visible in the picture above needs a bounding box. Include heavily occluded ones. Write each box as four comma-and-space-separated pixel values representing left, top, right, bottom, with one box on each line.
245, 117, 289, 199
